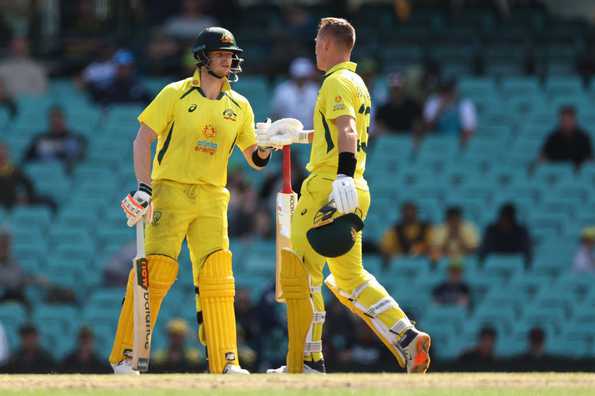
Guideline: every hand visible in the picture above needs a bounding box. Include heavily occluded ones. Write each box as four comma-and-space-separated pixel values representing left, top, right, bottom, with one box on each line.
330, 175, 358, 214
255, 118, 277, 149
121, 183, 153, 227
256, 118, 306, 149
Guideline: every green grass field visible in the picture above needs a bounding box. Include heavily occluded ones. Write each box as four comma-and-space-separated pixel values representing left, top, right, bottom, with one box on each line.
0, 373, 594, 396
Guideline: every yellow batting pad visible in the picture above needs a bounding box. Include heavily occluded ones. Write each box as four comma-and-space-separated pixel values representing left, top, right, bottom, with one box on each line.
325, 274, 410, 368
281, 248, 314, 373
197, 249, 239, 373
109, 255, 178, 364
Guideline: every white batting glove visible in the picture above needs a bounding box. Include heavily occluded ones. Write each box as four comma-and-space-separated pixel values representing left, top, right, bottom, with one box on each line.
256, 118, 309, 149
121, 183, 153, 227
255, 118, 277, 149
330, 175, 358, 214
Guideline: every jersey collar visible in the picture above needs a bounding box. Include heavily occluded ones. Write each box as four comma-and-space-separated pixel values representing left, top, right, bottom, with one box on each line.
324, 61, 357, 78
191, 68, 231, 92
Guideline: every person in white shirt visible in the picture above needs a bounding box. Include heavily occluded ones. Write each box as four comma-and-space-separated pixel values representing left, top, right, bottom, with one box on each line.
271, 57, 319, 129
423, 78, 476, 144
573, 227, 595, 273
0, 37, 47, 96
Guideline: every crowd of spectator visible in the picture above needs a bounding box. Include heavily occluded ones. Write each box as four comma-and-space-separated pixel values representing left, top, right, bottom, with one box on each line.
1, 0, 595, 374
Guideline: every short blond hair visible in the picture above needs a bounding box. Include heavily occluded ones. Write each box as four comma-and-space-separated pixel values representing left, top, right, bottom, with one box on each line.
318, 17, 355, 51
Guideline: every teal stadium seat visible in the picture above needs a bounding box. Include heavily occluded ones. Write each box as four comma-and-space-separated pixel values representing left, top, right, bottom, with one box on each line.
33, 304, 80, 359
8, 206, 53, 230
483, 255, 525, 281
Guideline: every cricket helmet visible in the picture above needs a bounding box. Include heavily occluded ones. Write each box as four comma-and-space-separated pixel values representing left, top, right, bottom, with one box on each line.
306, 202, 364, 258
192, 27, 244, 82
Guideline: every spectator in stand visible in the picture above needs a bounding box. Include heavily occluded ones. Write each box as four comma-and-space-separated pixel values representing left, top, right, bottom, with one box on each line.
509, 327, 562, 372
423, 78, 476, 144
60, 0, 109, 73
432, 260, 471, 309
0, 142, 57, 212
478, 203, 533, 268
229, 184, 258, 239
0, 79, 17, 121
375, 73, 422, 135
234, 288, 259, 372
572, 227, 595, 273
271, 57, 318, 129
335, 320, 395, 372
539, 105, 592, 169
79, 43, 116, 101
0, 227, 29, 308
0, 37, 47, 96
146, 29, 184, 76
2, 324, 54, 373
94, 50, 152, 106
0, 226, 62, 310
152, 319, 204, 373
430, 206, 479, 262
163, 0, 218, 41
379, 202, 431, 266
457, 326, 497, 371
23, 106, 87, 172
60, 327, 110, 373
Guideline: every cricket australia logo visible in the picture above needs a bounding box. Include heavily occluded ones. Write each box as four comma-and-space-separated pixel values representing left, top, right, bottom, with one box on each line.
223, 108, 237, 121
220, 33, 234, 45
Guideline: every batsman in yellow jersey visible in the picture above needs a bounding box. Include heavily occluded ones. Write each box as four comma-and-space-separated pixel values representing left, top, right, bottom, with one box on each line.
259, 18, 431, 374
112, 27, 274, 374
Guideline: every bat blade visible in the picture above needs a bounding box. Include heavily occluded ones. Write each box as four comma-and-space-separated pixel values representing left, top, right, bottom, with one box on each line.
132, 222, 151, 372
275, 190, 297, 303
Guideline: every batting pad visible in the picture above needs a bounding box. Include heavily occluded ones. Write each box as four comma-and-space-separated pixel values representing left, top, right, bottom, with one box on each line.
325, 273, 413, 369
280, 249, 326, 373
109, 255, 178, 364
198, 249, 239, 373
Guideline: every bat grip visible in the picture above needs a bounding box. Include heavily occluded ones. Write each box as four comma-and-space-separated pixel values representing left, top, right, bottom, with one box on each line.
282, 145, 292, 193
136, 220, 145, 257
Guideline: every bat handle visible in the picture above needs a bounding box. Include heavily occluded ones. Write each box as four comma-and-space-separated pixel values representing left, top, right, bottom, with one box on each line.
136, 220, 145, 257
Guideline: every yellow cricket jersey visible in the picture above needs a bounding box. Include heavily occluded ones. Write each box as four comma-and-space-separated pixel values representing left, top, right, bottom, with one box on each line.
138, 69, 256, 187
307, 61, 371, 179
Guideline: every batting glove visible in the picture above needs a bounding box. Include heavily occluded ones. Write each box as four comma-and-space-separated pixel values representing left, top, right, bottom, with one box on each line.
121, 183, 153, 227
330, 175, 358, 214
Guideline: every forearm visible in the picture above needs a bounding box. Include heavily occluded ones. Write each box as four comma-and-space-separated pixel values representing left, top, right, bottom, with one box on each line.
133, 131, 154, 186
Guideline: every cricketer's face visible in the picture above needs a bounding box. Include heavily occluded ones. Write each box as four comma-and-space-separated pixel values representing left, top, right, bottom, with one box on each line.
314, 32, 328, 72
208, 51, 233, 77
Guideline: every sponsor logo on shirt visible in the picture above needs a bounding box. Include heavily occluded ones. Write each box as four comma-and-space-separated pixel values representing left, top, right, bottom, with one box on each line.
195, 140, 218, 155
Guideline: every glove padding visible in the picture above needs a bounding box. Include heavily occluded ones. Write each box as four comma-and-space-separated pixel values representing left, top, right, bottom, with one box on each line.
330, 175, 358, 214
121, 189, 152, 227
256, 118, 306, 149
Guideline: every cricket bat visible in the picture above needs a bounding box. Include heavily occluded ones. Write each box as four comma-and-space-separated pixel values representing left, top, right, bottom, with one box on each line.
275, 145, 298, 303
132, 220, 151, 372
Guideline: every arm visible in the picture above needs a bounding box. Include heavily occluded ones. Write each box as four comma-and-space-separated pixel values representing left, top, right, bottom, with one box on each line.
329, 115, 359, 214
335, 115, 357, 154
133, 123, 157, 186
242, 144, 272, 170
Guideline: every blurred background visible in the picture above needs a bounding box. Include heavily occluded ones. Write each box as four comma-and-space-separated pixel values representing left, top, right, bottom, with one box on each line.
1, 0, 595, 374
